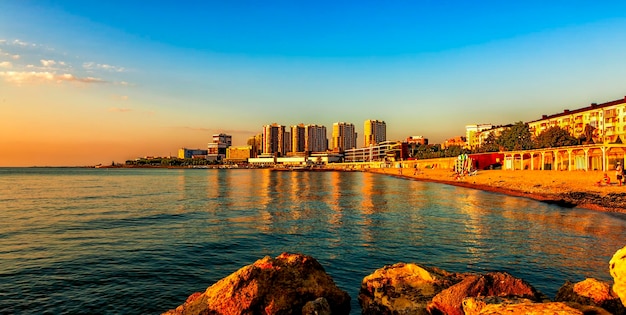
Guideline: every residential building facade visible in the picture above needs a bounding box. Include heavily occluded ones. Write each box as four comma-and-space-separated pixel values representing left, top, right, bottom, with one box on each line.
332, 122, 357, 152
305, 124, 328, 152
465, 124, 493, 149
527, 96, 626, 143
406, 136, 428, 145
263, 123, 288, 157
291, 124, 306, 153
364, 119, 386, 147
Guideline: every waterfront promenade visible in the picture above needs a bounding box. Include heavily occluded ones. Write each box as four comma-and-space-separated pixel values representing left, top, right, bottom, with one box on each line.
368, 167, 626, 213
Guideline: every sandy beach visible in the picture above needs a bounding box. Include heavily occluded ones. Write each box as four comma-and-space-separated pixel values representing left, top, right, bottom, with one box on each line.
368, 167, 626, 213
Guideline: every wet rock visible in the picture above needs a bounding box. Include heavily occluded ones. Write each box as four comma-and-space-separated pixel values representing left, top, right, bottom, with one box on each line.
555, 278, 625, 314
302, 297, 331, 315
462, 297, 585, 315
163, 252, 350, 315
427, 272, 543, 315
611, 245, 626, 308
358, 262, 466, 315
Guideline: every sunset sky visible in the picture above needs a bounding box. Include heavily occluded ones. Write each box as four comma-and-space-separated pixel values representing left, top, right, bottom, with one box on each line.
2, 1, 626, 166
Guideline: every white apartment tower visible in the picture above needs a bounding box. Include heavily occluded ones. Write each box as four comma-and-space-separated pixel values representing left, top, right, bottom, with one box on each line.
364, 119, 386, 147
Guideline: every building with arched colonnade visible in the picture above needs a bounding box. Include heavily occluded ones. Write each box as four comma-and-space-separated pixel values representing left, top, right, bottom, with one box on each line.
502, 143, 626, 172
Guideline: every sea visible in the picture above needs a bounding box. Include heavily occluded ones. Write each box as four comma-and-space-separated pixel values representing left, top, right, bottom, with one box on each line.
1, 167, 625, 314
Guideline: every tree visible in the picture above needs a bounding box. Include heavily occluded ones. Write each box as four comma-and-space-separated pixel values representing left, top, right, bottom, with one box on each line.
477, 132, 500, 153
534, 126, 578, 148
578, 124, 596, 145
496, 121, 534, 151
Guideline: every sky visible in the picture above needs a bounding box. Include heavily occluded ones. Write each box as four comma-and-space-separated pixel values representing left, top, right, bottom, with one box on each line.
2, 1, 626, 166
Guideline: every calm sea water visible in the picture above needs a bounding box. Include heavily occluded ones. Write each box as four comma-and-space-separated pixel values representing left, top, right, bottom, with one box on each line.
1, 168, 625, 314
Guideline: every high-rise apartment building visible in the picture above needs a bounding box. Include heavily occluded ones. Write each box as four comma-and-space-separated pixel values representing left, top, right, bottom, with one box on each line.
291, 124, 307, 153
332, 122, 357, 152
262, 123, 287, 156
305, 124, 328, 153
364, 119, 386, 147
290, 124, 328, 153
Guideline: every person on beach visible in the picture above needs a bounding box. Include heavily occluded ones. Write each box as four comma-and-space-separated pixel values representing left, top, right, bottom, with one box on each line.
597, 173, 611, 186
617, 162, 623, 186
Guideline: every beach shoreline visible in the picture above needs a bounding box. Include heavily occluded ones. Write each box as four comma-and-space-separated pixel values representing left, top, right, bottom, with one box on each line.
366, 168, 626, 214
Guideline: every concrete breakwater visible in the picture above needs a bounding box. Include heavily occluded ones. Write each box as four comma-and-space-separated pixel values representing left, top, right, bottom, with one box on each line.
164, 248, 626, 315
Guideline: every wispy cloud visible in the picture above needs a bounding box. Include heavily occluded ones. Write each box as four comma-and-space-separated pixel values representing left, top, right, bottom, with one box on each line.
0, 38, 130, 86
0, 49, 20, 60
108, 107, 133, 113
83, 62, 126, 72
0, 71, 105, 84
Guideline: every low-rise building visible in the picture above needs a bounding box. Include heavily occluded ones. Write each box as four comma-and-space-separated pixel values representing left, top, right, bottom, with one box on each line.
178, 148, 208, 159
225, 146, 253, 163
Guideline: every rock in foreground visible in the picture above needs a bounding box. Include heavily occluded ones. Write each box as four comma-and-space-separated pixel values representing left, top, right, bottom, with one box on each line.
611, 245, 626, 307
163, 253, 350, 315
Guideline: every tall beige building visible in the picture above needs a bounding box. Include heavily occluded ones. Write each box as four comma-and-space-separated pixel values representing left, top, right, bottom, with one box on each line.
262, 123, 287, 156
291, 124, 307, 153
364, 119, 386, 147
305, 124, 328, 153
332, 122, 357, 152
291, 124, 328, 153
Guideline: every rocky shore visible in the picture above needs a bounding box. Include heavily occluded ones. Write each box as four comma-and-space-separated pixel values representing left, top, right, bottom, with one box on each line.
164, 250, 626, 315
368, 168, 626, 213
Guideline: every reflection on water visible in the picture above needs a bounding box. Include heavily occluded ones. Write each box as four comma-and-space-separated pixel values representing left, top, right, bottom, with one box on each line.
1, 168, 625, 314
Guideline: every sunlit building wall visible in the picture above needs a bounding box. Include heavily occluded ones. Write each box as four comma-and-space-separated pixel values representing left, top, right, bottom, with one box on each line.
207, 133, 232, 161
332, 122, 357, 153
263, 123, 287, 157
527, 96, 626, 143
225, 146, 252, 163
465, 124, 493, 149
406, 136, 428, 145
178, 148, 208, 159
306, 124, 328, 152
364, 119, 386, 147
291, 124, 306, 153
247, 134, 263, 158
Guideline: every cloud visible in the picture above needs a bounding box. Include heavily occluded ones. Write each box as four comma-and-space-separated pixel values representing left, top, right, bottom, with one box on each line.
40, 59, 56, 67
0, 49, 20, 59
12, 39, 30, 47
83, 62, 125, 72
108, 107, 133, 113
0, 39, 129, 86
0, 71, 106, 84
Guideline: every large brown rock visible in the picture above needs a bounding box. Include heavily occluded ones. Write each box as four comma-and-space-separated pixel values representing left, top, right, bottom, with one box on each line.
462, 298, 585, 315
555, 278, 625, 314
163, 253, 350, 315
427, 272, 543, 315
611, 245, 626, 307
358, 263, 466, 315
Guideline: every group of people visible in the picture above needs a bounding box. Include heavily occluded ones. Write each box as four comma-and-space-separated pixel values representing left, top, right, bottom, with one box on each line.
597, 161, 626, 186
